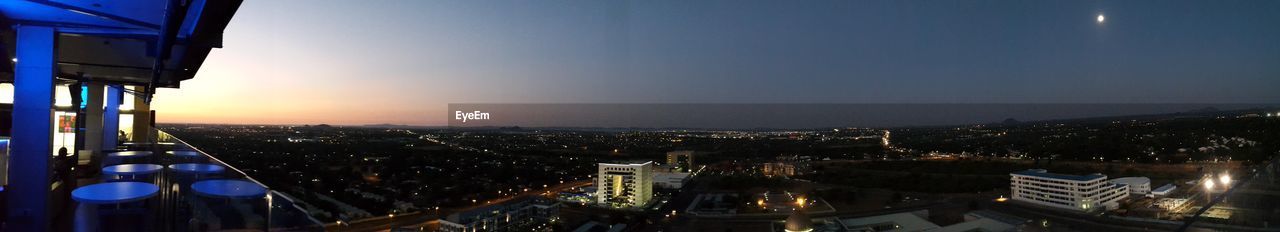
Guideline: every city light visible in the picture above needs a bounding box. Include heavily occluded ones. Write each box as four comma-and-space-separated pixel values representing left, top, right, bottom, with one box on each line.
1204, 179, 1215, 190
1220, 173, 1231, 186
796, 196, 807, 207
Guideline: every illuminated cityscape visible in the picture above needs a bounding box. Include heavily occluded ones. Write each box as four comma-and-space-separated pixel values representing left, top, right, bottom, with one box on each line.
1, 1, 1278, 232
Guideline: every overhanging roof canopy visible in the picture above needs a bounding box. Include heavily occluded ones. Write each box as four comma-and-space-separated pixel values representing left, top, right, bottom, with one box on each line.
0, 0, 243, 88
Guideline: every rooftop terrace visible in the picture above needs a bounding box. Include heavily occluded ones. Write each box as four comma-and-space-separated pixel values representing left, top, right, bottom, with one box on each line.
1011, 169, 1107, 182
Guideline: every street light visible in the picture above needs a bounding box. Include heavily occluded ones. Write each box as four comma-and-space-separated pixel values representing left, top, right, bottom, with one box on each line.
1219, 173, 1232, 186
1204, 178, 1216, 202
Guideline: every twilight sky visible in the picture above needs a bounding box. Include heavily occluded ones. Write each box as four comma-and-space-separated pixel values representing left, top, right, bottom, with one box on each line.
154, 0, 1280, 126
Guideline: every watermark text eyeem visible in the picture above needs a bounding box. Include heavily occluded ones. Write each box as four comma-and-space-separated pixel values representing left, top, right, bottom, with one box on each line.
455, 110, 491, 122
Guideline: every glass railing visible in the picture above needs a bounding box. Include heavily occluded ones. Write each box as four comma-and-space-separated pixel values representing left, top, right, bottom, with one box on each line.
95, 129, 325, 231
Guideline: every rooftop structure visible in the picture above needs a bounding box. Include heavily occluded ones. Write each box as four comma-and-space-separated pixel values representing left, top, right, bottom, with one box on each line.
788, 210, 1024, 232
837, 210, 940, 232
1011, 169, 1106, 182
1152, 183, 1177, 197
654, 172, 691, 189
572, 221, 627, 232
440, 196, 561, 232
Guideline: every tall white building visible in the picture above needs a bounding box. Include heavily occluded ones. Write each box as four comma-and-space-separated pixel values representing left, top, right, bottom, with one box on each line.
1009, 169, 1128, 212
596, 162, 654, 208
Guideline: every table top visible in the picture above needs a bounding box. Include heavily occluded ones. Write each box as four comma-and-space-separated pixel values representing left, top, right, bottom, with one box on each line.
107, 151, 152, 157
168, 163, 226, 174
102, 164, 164, 175
71, 182, 159, 204
122, 142, 176, 146
168, 151, 202, 157
191, 180, 267, 199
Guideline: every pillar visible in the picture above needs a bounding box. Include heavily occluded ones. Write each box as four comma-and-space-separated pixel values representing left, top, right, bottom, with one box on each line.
102, 85, 121, 150
8, 25, 56, 231
131, 86, 151, 143
82, 82, 103, 164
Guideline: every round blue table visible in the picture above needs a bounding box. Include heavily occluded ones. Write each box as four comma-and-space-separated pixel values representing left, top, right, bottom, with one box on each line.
123, 142, 175, 146
191, 180, 267, 199
71, 182, 160, 204
108, 151, 152, 158
72, 182, 160, 232
102, 164, 164, 178
169, 163, 226, 180
168, 151, 201, 157
106, 151, 154, 166
168, 150, 207, 163
168, 163, 225, 174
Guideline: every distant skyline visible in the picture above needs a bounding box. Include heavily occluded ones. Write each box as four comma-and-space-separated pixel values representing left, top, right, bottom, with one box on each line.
155, 0, 1280, 126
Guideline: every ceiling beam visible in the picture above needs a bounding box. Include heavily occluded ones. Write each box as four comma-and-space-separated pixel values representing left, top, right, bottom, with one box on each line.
27, 0, 163, 30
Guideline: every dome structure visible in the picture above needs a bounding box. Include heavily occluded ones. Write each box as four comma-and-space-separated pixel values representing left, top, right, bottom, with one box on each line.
784, 209, 814, 232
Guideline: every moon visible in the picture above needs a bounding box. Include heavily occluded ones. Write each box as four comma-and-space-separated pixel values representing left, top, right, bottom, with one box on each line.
1097, 14, 1105, 23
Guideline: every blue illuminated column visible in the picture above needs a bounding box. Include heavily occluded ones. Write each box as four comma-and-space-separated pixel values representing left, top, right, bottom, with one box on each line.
8, 25, 55, 231
102, 85, 121, 150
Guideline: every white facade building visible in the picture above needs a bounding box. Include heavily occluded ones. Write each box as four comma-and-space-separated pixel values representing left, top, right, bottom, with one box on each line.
596, 162, 654, 208
1108, 177, 1152, 197
1010, 169, 1128, 212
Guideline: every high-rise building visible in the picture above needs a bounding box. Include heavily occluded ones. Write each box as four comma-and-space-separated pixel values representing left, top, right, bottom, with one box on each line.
666, 151, 696, 172
596, 162, 654, 208
1009, 169, 1128, 212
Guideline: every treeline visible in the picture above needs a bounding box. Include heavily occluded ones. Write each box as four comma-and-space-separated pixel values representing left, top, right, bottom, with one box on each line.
893, 117, 1280, 163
